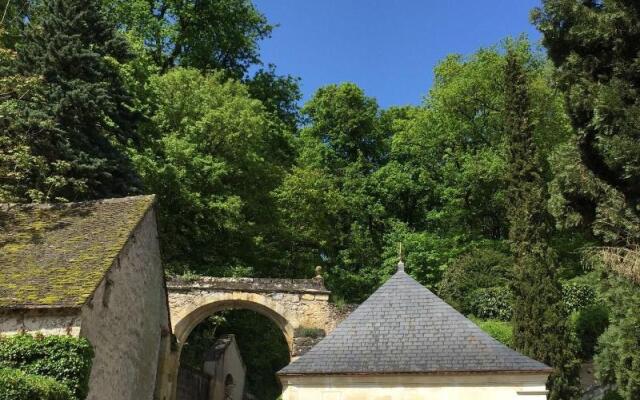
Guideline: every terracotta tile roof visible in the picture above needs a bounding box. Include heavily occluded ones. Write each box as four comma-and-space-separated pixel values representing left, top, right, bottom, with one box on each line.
279, 266, 552, 376
0, 195, 155, 309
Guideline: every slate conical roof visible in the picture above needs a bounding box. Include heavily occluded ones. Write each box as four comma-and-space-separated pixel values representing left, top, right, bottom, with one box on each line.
279, 264, 551, 376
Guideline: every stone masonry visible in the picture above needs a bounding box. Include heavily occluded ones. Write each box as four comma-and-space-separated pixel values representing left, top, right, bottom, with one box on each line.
157, 273, 346, 400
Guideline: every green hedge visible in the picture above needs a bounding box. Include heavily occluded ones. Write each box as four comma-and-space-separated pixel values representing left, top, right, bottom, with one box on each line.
470, 318, 514, 348
468, 286, 513, 321
570, 304, 609, 359
0, 367, 72, 400
0, 335, 93, 400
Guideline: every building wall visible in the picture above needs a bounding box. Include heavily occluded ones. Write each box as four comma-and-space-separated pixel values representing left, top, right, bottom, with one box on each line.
280, 373, 549, 400
204, 337, 246, 400
0, 310, 81, 336
80, 208, 170, 400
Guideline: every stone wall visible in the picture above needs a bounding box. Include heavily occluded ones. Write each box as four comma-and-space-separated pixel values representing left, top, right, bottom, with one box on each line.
0, 309, 81, 336
80, 208, 170, 400
160, 276, 347, 400
167, 278, 340, 355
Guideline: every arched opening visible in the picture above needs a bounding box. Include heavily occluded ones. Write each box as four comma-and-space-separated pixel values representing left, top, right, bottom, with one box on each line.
173, 297, 296, 353
172, 298, 293, 400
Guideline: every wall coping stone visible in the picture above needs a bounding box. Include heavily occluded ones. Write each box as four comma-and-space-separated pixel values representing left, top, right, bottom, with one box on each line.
167, 277, 330, 295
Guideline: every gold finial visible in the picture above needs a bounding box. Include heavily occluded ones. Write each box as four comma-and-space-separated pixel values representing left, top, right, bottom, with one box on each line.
397, 243, 405, 272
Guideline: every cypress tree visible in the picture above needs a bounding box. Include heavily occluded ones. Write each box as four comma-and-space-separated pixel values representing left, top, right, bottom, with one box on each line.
11, 0, 140, 202
504, 48, 581, 400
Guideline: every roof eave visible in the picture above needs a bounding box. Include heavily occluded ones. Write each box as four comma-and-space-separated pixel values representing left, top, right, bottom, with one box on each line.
0, 305, 82, 313
278, 368, 553, 377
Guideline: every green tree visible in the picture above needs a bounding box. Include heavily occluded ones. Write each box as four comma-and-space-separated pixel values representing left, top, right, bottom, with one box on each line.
103, 0, 302, 145
276, 83, 389, 301
533, 0, 640, 219
534, 3, 640, 397
134, 68, 293, 276
0, 28, 54, 203
2, 0, 140, 202
102, 0, 272, 76
374, 40, 582, 299
504, 48, 580, 400
0, 0, 31, 49
246, 65, 302, 132
594, 254, 640, 398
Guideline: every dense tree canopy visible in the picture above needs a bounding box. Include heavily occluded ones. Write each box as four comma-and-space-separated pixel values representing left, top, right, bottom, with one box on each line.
504, 48, 580, 399
2, 0, 640, 397
533, 0, 640, 220
134, 68, 293, 275
535, 1, 640, 398
1, 0, 140, 202
102, 0, 272, 76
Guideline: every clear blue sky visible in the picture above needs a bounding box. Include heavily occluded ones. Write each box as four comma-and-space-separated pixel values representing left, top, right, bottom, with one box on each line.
252, 0, 543, 109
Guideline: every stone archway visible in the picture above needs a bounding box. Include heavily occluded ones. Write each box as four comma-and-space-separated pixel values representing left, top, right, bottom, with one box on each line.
156, 275, 343, 400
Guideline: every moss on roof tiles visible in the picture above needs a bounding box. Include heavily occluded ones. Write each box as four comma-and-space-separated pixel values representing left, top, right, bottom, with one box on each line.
0, 195, 155, 309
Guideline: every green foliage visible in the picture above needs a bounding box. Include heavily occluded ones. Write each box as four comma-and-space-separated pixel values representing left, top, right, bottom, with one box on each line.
276, 83, 389, 301
246, 65, 302, 131
471, 318, 514, 348
504, 48, 581, 399
603, 391, 624, 400
1, 0, 140, 203
534, 0, 640, 220
570, 304, 609, 360
295, 328, 325, 339
535, 3, 640, 398
438, 244, 513, 315
102, 0, 272, 76
563, 282, 597, 313
0, 368, 72, 400
181, 311, 289, 400
134, 68, 293, 276
469, 287, 513, 321
180, 315, 226, 370
595, 272, 640, 399
0, 335, 93, 400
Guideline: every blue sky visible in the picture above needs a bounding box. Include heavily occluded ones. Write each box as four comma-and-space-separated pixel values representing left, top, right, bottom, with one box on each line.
252, 0, 543, 109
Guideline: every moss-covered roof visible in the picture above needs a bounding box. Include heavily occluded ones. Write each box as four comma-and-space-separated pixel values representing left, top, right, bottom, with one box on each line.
0, 196, 155, 309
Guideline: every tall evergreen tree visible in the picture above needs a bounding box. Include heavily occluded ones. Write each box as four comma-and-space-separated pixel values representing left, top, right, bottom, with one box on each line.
5, 0, 140, 202
504, 49, 581, 400
534, 3, 640, 397
533, 0, 640, 220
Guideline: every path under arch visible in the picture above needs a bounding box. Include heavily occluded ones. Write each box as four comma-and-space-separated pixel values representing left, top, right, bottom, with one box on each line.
156, 275, 343, 400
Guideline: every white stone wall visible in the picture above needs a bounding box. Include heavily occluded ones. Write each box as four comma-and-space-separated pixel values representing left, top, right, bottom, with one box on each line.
80, 208, 170, 400
280, 373, 549, 400
0, 311, 81, 336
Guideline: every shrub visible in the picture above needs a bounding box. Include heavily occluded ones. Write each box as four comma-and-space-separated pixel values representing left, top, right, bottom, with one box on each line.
295, 328, 325, 339
470, 318, 513, 348
469, 286, 513, 321
0, 335, 93, 400
0, 367, 72, 400
562, 282, 596, 312
570, 304, 609, 360
595, 272, 640, 399
438, 245, 513, 314
603, 391, 624, 400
